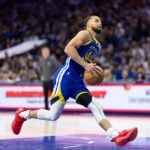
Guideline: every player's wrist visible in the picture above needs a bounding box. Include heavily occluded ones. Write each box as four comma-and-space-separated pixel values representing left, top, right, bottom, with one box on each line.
82, 62, 88, 69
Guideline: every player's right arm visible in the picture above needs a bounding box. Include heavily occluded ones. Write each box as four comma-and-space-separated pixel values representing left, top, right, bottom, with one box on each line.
64, 30, 96, 71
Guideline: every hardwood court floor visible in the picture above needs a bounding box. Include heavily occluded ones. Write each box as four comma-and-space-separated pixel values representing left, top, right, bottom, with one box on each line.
0, 112, 150, 150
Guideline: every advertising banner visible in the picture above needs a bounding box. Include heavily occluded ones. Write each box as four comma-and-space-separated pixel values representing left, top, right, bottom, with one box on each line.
0, 84, 150, 113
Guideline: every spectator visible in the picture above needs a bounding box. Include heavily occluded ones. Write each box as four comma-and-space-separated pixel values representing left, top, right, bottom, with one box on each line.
103, 67, 114, 82
0, 0, 149, 82
135, 65, 146, 82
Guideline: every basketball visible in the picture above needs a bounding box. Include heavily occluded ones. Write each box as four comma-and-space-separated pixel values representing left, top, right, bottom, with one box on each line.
84, 66, 104, 85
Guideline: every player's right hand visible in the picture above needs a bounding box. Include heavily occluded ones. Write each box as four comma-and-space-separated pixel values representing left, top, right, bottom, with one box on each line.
84, 63, 97, 71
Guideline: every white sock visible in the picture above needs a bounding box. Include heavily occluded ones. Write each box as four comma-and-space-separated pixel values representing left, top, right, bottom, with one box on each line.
107, 127, 119, 138
19, 110, 30, 119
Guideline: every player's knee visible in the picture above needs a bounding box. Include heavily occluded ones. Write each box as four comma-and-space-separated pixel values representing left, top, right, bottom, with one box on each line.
76, 93, 92, 107
45, 112, 60, 121
88, 98, 106, 123
87, 102, 96, 111
50, 114, 60, 121
92, 97, 104, 110
51, 96, 59, 105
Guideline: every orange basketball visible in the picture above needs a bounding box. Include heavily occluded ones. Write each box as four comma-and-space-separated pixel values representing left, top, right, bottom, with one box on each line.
84, 66, 104, 85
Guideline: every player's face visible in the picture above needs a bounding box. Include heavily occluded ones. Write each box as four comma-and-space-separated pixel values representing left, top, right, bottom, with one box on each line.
89, 16, 102, 34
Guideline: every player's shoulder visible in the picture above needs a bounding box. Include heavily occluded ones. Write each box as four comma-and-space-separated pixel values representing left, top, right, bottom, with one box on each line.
77, 30, 90, 36
76, 30, 91, 41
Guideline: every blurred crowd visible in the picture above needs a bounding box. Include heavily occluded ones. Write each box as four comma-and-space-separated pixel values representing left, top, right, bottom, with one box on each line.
0, 0, 150, 83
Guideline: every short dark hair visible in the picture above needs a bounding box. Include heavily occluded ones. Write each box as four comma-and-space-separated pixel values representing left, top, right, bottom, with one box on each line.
84, 16, 93, 26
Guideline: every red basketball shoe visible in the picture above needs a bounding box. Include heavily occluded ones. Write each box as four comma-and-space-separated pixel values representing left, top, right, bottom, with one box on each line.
11, 108, 26, 135
112, 127, 138, 147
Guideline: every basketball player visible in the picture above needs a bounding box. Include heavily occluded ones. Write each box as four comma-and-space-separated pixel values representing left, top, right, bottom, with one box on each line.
11, 16, 137, 147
